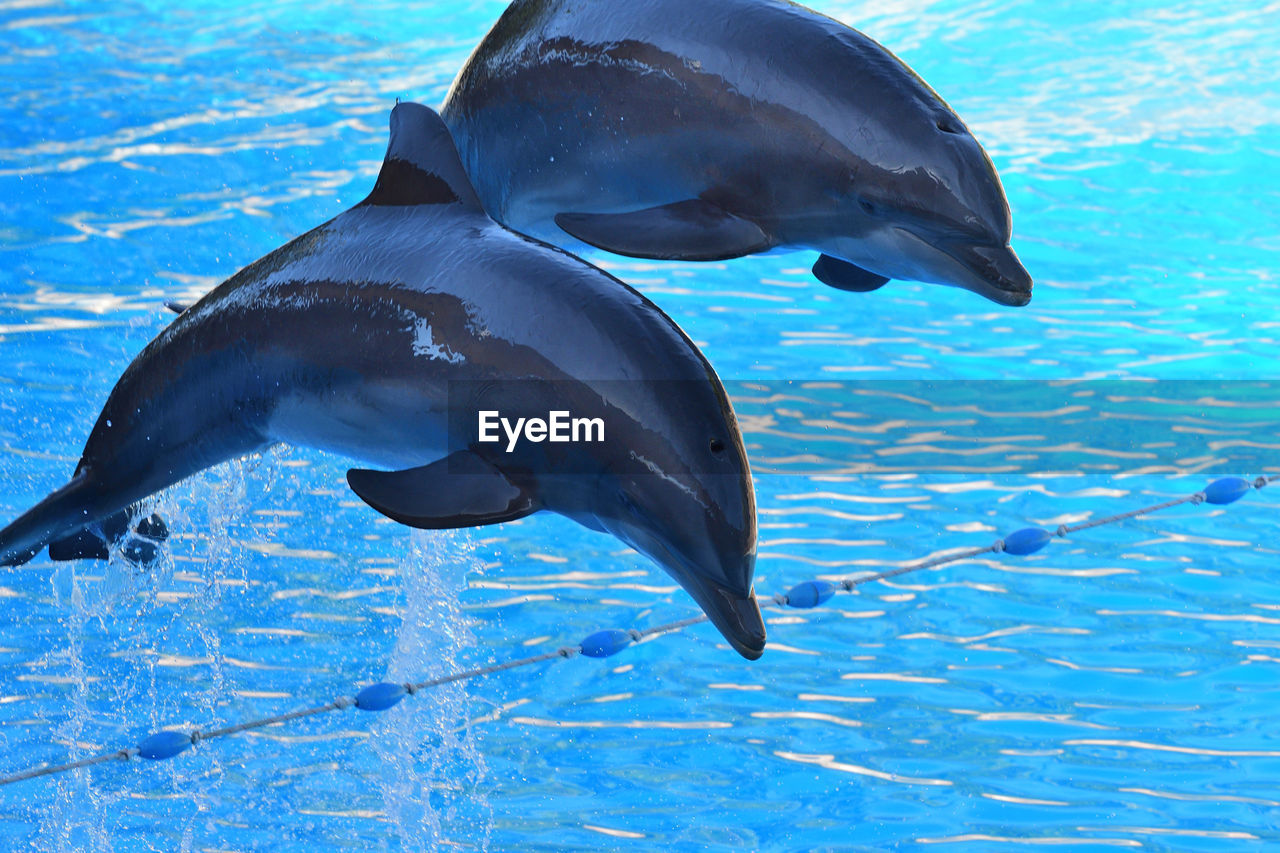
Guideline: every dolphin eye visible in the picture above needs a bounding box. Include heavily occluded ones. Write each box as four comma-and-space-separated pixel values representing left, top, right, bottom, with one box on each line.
936, 118, 962, 134
709, 437, 726, 455
858, 199, 877, 216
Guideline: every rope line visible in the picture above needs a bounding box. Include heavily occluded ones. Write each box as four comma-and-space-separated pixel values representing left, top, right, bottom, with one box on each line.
1, 474, 1271, 787
1055, 494, 1202, 536
0, 750, 134, 787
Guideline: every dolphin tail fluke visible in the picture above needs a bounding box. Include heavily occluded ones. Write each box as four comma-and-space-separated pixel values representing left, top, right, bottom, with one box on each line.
47, 508, 170, 563
0, 473, 97, 567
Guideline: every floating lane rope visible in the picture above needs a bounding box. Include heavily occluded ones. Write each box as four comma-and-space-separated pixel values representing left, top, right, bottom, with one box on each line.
1, 474, 1271, 787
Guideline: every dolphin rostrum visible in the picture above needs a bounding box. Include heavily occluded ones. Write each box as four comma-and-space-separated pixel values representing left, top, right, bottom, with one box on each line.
0, 102, 767, 659
442, 0, 1032, 306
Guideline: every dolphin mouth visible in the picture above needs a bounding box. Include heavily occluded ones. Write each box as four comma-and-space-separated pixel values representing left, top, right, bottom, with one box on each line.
941, 239, 1033, 307
894, 228, 1032, 307
678, 573, 767, 660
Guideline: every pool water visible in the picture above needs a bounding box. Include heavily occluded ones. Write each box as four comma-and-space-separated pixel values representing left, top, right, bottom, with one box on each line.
2, 1, 1279, 850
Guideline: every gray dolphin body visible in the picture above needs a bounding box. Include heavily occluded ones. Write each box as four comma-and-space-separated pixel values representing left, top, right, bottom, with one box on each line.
0, 103, 767, 659
441, 0, 1032, 306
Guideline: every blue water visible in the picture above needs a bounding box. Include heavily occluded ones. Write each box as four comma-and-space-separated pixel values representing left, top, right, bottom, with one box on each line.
2, 0, 1280, 849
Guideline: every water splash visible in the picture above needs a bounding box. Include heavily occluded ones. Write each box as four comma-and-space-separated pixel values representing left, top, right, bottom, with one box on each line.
30, 456, 263, 852
373, 529, 492, 851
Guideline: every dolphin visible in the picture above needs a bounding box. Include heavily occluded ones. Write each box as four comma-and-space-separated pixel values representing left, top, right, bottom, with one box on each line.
440, 0, 1032, 306
0, 102, 767, 660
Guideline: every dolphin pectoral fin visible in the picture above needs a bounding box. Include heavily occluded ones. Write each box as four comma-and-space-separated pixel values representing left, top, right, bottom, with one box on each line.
811, 255, 890, 293
346, 451, 538, 530
554, 200, 772, 262
164, 300, 189, 315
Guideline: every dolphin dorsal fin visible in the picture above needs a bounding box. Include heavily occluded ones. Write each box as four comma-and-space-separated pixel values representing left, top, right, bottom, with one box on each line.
360, 102, 484, 212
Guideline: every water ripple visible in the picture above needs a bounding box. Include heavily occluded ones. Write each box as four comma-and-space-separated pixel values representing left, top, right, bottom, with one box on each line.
1, 0, 1279, 849
1064, 739, 1280, 758
774, 751, 952, 786
917, 834, 1140, 847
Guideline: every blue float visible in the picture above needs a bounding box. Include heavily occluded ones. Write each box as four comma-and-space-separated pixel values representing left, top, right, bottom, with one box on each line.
580, 629, 633, 658
1002, 527, 1053, 556
137, 730, 193, 761
1204, 477, 1252, 505
785, 580, 837, 608
355, 682, 408, 712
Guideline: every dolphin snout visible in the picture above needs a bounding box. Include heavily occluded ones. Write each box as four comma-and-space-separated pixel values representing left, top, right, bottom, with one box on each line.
972, 243, 1032, 306
681, 571, 767, 660
601, 472, 762, 658
945, 240, 1033, 307
889, 227, 1033, 307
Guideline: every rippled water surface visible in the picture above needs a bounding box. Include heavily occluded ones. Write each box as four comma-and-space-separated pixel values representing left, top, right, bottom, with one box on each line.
2, 1, 1280, 850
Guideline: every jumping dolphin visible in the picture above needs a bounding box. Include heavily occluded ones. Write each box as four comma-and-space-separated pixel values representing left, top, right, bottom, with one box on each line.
0, 102, 767, 660
441, 0, 1032, 306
